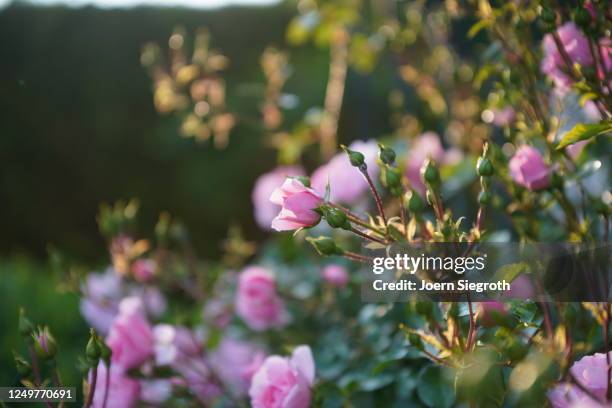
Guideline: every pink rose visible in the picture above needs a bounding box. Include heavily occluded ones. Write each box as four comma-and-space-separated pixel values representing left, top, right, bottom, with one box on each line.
405, 132, 460, 194
209, 337, 267, 396
321, 264, 349, 287
131, 259, 156, 282
249, 345, 315, 408
106, 297, 154, 369
509, 145, 551, 191
477, 301, 508, 327
548, 352, 612, 407
311, 140, 379, 204
253, 166, 306, 230
270, 178, 323, 231
235, 266, 288, 331
541, 22, 611, 93
90, 363, 140, 408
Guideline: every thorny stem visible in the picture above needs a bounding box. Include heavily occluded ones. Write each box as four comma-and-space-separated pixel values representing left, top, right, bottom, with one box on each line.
350, 227, 388, 245
360, 168, 388, 228
344, 251, 373, 263
28, 345, 54, 408
328, 203, 387, 237
102, 362, 110, 408
84, 365, 98, 408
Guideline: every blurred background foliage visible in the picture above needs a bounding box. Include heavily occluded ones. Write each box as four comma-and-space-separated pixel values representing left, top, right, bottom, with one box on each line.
0, 1, 405, 264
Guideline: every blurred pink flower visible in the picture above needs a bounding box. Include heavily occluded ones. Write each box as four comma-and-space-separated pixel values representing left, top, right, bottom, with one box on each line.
131, 259, 156, 282
209, 337, 267, 396
235, 266, 288, 331
252, 165, 305, 230
270, 178, 323, 231
107, 297, 154, 370
509, 146, 551, 190
152, 324, 221, 403
405, 132, 461, 194
477, 301, 508, 327
153, 324, 201, 367
321, 264, 349, 287
492, 107, 516, 127
541, 22, 611, 93
249, 345, 315, 408
311, 139, 379, 204
80, 268, 166, 335
505, 275, 535, 300
548, 352, 612, 408
139, 379, 172, 405
90, 363, 140, 408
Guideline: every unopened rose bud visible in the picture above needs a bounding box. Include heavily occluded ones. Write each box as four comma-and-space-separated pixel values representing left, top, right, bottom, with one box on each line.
385, 166, 403, 196
86, 329, 101, 367
32, 327, 57, 361
421, 158, 440, 187
18, 308, 35, 338
406, 190, 424, 214
307, 236, 344, 256
378, 144, 396, 165
99, 339, 112, 366
478, 190, 492, 206
13, 352, 32, 378
476, 157, 494, 177
341, 145, 366, 169
324, 207, 351, 230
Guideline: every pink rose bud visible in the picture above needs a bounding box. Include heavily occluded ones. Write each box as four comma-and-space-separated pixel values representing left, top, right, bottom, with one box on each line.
106, 297, 154, 369
131, 259, 156, 282
235, 266, 288, 331
90, 362, 141, 408
270, 178, 323, 231
477, 301, 509, 328
249, 345, 315, 408
252, 166, 305, 230
548, 352, 612, 407
32, 327, 57, 360
509, 146, 551, 191
321, 264, 350, 287
311, 140, 379, 204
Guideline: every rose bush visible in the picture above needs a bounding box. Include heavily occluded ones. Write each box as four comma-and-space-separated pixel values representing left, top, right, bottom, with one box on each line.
11, 1, 611, 407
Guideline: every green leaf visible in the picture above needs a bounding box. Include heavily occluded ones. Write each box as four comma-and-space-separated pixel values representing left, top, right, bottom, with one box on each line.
468, 19, 491, 38
556, 121, 612, 150
494, 262, 529, 283
417, 365, 455, 408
